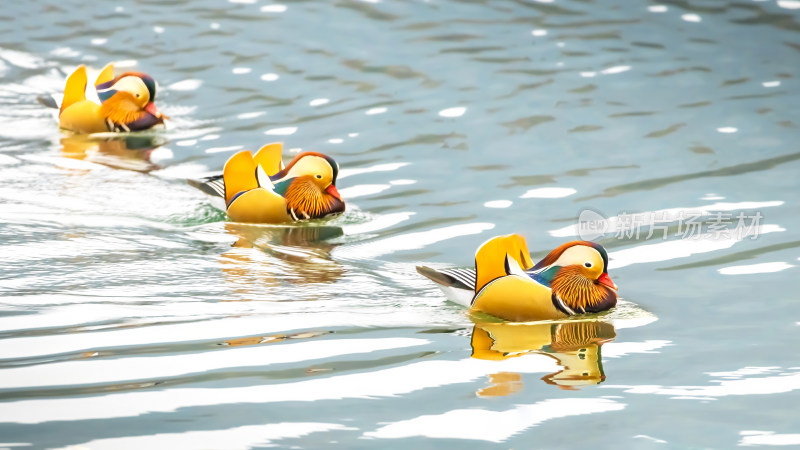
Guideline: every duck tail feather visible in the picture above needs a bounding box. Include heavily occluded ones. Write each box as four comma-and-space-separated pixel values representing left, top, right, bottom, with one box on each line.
37, 94, 59, 109
417, 266, 476, 290
188, 175, 225, 198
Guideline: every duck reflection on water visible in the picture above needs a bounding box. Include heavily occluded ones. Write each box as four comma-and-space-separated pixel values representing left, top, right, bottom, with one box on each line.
220, 222, 345, 293
60, 133, 167, 173
471, 319, 616, 394
222, 330, 332, 348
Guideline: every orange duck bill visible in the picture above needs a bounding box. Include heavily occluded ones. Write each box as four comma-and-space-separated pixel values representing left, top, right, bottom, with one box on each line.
597, 272, 617, 291
145, 101, 169, 120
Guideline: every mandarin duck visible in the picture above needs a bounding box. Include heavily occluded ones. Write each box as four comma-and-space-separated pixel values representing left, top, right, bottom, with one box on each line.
190, 142, 345, 223
417, 235, 618, 321
59, 63, 167, 133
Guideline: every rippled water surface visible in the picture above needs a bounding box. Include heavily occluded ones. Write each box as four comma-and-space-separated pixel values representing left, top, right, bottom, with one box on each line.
1, 0, 800, 448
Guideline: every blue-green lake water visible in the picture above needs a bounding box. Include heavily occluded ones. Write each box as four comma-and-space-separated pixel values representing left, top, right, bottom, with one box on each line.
1, 0, 799, 448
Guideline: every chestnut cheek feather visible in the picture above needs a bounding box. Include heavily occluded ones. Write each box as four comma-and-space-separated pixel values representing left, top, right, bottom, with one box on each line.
285, 178, 345, 219
551, 267, 618, 314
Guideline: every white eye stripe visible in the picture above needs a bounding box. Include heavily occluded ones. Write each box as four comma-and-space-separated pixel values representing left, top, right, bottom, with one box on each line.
102, 76, 148, 97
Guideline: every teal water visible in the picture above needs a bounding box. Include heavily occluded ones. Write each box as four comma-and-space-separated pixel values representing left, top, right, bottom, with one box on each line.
1, 0, 799, 448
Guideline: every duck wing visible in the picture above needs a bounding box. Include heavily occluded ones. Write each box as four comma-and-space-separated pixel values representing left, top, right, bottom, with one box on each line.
472, 234, 565, 321
222, 150, 290, 223
188, 143, 283, 199
60, 65, 88, 115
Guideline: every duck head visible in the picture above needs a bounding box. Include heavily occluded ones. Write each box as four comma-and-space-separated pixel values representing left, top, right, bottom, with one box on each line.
96, 72, 167, 130
272, 152, 345, 220
533, 241, 618, 315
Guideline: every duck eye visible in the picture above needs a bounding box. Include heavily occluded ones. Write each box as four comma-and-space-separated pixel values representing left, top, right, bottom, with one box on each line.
584, 262, 592, 268
315, 174, 322, 179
